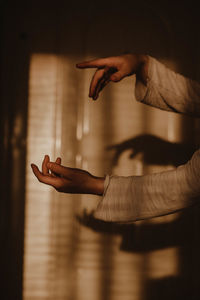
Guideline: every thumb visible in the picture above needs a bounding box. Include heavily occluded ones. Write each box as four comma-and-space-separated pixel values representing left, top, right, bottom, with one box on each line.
110, 71, 124, 82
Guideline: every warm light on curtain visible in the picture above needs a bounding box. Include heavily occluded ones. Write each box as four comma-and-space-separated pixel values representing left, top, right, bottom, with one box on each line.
23, 53, 181, 300
24, 54, 61, 299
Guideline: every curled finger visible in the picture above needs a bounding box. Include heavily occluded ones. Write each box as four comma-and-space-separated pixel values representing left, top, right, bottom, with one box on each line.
51, 157, 62, 177
93, 78, 110, 100
89, 68, 105, 98
31, 163, 59, 187
93, 67, 117, 100
56, 157, 61, 165
42, 155, 50, 175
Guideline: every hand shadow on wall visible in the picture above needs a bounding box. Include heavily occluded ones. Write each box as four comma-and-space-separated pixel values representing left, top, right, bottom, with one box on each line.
77, 134, 200, 300
106, 133, 197, 167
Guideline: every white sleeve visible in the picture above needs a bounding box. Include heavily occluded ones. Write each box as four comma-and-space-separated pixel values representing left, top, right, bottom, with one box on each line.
135, 56, 200, 116
93, 57, 200, 223
94, 149, 200, 222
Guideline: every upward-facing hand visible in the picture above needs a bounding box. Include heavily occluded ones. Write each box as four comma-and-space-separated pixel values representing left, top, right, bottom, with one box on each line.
76, 54, 148, 100
31, 155, 104, 195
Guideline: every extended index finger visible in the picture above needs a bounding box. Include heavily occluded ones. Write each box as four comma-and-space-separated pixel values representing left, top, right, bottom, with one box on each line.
76, 57, 112, 69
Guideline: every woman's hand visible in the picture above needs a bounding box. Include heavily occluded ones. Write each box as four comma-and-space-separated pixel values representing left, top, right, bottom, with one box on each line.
76, 54, 148, 100
31, 155, 105, 195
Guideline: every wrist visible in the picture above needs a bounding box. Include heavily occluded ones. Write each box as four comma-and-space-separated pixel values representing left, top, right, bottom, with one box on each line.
89, 176, 105, 196
136, 54, 149, 85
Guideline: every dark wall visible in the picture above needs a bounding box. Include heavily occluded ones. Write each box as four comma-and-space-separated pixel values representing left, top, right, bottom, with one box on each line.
0, 2, 29, 300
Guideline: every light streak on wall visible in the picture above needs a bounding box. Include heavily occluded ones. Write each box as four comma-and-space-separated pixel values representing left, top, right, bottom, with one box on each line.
24, 53, 61, 299
24, 53, 180, 300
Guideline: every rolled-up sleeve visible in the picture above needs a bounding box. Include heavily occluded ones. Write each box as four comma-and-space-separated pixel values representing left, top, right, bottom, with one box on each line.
135, 56, 200, 116
94, 149, 200, 222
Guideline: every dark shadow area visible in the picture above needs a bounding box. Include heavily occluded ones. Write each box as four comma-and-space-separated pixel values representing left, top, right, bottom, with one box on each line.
107, 134, 197, 167
1, 2, 29, 300
77, 206, 198, 253
145, 276, 189, 300
77, 204, 200, 300
77, 134, 200, 300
